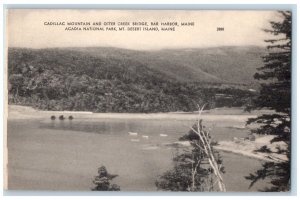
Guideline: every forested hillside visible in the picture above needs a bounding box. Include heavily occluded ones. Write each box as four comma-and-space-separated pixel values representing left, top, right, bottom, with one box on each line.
71, 46, 265, 85
7, 47, 259, 112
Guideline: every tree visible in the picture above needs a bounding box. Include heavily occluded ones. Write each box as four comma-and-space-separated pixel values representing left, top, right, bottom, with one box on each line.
245, 11, 291, 192
92, 166, 120, 191
156, 107, 225, 192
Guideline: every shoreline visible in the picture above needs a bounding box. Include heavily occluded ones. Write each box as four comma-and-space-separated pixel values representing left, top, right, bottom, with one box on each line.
215, 146, 276, 162
215, 139, 288, 163
7, 105, 258, 122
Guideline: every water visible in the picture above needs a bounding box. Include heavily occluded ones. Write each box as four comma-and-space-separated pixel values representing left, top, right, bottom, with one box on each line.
7, 117, 271, 191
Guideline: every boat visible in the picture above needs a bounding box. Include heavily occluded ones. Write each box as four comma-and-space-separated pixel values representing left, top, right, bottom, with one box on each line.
159, 134, 168, 137
128, 132, 138, 136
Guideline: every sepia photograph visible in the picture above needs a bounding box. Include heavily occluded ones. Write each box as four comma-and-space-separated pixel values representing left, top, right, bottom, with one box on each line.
4, 9, 292, 192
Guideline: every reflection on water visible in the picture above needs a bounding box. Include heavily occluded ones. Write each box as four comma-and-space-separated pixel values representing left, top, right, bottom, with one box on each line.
8, 118, 270, 191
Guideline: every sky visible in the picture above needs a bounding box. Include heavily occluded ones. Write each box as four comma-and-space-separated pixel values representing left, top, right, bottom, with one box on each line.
6, 9, 280, 50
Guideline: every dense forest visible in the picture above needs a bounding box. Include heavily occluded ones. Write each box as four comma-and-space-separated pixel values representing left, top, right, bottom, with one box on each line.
8, 47, 258, 112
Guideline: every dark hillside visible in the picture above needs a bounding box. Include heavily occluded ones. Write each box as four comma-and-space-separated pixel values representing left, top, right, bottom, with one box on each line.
7, 47, 259, 112
70, 46, 265, 85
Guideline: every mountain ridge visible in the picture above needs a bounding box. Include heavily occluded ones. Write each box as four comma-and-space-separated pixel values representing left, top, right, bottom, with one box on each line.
54, 45, 266, 85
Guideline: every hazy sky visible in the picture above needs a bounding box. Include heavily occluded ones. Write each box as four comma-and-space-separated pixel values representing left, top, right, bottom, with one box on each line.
7, 9, 279, 50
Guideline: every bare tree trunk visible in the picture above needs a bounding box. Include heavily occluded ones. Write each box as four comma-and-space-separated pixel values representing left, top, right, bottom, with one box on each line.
191, 105, 226, 192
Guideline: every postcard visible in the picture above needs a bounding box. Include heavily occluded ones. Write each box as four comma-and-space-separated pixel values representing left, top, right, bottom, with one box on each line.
4, 8, 292, 192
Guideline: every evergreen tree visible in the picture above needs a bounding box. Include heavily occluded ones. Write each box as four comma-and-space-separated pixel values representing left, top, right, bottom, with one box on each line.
92, 166, 120, 191
245, 11, 291, 191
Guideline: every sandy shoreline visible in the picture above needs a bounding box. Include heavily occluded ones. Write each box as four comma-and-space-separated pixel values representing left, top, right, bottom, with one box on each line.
215, 139, 288, 163
7, 105, 257, 122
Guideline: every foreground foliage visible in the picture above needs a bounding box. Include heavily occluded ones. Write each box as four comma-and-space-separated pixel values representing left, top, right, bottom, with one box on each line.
245, 11, 291, 191
156, 109, 225, 192
92, 166, 120, 191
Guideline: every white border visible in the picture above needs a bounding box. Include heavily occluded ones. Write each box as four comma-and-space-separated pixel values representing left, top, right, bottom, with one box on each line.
1, 0, 299, 199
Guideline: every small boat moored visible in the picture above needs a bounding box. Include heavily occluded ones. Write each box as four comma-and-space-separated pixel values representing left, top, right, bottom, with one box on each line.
159, 134, 168, 137
128, 132, 138, 136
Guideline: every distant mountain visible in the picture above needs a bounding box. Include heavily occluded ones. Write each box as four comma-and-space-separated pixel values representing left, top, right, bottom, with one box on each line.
7, 46, 261, 112
68, 46, 266, 85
